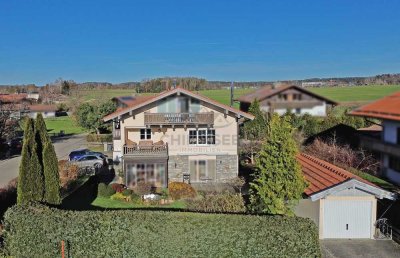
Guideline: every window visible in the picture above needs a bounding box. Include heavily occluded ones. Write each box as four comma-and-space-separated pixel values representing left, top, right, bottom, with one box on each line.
189, 159, 216, 182
126, 163, 166, 188
389, 156, 400, 172
114, 120, 120, 129
293, 94, 302, 101
188, 129, 215, 145
140, 128, 151, 140
295, 108, 301, 114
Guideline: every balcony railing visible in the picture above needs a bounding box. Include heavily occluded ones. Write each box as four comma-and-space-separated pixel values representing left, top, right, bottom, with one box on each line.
144, 112, 214, 126
359, 135, 400, 158
123, 143, 168, 157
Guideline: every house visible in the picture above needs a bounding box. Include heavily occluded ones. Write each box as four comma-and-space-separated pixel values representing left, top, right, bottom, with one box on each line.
350, 91, 400, 185
236, 85, 337, 116
295, 153, 396, 239
103, 87, 254, 188
28, 104, 58, 118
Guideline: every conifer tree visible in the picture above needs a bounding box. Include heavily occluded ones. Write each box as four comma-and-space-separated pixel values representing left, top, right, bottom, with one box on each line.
249, 113, 306, 215
17, 118, 44, 204
43, 141, 61, 204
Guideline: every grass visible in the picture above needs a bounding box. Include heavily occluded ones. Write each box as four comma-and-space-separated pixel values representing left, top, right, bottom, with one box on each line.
45, 116, 86, 135
309, 85, 400, 102
92, 196, 187, 209
351, 169, 398, 191
76, 89, 135, 101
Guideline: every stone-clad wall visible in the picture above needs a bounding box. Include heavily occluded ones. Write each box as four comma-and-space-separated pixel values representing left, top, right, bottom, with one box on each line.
168, 155, 238, 183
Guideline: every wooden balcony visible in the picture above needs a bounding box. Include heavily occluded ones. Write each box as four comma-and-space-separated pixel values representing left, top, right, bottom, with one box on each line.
144, 112, 214, 126
359, 135, 400, 158
123, 142, 168, 157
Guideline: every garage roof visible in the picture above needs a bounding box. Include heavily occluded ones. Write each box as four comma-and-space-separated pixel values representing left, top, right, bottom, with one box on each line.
298, 153, 396, 201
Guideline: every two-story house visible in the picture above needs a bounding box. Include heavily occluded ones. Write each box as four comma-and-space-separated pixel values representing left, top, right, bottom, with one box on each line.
103, 87, 254, 188
237, 85, 337, 116
350, 91, 400, 184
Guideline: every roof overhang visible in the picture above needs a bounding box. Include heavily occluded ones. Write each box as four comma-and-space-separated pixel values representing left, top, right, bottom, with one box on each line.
103, 88, 254, 122
309, 178, 397, 201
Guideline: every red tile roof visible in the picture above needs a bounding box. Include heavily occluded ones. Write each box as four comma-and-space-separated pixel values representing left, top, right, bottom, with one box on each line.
350, 91, 400, 122
29, 104, 57, 112
236, 85, 337, 105
297, 153, 375, 196
104, 87, 254, 121
0, 93, 28, 103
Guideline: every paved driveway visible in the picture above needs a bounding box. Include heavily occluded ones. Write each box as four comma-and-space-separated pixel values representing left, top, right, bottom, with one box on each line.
0, 134, 87, 188
321, 239, 400, 258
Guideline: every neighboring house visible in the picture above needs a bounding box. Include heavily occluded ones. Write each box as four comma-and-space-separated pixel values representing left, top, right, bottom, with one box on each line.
236, 85, 337, 116
104, 87, 254, 188
295, 153, 396, 239
350, 92, 400, 185
28, 104, 58, 118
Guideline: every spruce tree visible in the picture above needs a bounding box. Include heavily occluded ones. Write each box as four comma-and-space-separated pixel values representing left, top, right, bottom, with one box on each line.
43, 141, 61, 204
17, 118, 44, 204
249, 113, 307, 215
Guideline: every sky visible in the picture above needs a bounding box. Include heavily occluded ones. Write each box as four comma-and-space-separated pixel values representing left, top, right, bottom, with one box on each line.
1, 0, 400, 85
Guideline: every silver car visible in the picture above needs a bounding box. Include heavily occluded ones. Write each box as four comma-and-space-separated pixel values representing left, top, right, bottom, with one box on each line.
73, 155, 105, 169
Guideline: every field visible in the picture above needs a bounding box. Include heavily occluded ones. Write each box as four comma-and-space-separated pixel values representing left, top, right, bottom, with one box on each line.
309, 85, 400, 103
44, 116, 86, 135
74, 85, 400, 107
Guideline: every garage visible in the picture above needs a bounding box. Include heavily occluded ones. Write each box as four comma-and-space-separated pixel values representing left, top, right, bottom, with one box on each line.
295, 154, 396, 239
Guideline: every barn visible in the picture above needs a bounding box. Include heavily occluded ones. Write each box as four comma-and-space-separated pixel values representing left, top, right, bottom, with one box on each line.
295, 153, 397, 239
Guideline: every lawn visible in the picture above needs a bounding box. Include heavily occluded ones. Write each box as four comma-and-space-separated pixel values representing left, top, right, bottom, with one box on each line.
74, 89, 135, 101
309, 85, 400, 103
92, 196, 186, 209
45, 116, 86, 135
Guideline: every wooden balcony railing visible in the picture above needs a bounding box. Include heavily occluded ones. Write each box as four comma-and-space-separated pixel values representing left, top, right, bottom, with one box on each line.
123, 143, 168, 157
144, 112, 214, 126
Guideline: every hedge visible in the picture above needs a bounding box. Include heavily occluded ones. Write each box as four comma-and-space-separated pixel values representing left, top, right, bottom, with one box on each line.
86, 134, 112, 143
2, 204, 321, 257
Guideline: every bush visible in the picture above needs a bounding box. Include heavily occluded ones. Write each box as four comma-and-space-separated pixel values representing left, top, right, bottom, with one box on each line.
86, 134, 112, 143
2, 204, 321, 257
122, 188, 132, 196
168, 182, 196, 200
133, 182, 154, 196
110, 183, 124, 193
110, 192, 128, 201
130, 192, 142, 204
186, 193, 246, 213
97, 183, 115, 198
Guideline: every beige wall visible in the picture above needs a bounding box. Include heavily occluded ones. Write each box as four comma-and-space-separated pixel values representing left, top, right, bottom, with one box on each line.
119, 99, 239, 156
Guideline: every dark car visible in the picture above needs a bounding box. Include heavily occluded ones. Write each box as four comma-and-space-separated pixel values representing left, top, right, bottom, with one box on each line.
7, 137, 23, 154
68, 149, 108, 161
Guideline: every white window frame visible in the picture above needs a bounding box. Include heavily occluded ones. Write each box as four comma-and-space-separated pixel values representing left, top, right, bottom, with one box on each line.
188, 129, 215, 146
140, 128, 152, 140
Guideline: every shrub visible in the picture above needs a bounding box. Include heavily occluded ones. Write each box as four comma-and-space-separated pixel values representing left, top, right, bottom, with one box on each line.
168, 182, 196, 200
130, 192, 142, 204
186, 193, 246, 213
110, 192, 128, 201
97, 183, 115, 198
2, 204, 321, 257
122, 188, 132, 196
86, 134, 113, 143
133, 182, 153, 196
110, 183, 124, 193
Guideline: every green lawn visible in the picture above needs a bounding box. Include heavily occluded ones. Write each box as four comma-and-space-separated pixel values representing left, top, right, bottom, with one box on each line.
75, 89, 135, 101
309, 85, 400, 102
92, 196, 186, 209
45, 116, 87, 135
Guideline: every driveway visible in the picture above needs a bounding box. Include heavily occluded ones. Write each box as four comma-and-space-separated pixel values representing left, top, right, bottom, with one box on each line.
321, 239, 400, 258
0, 134, 88, 188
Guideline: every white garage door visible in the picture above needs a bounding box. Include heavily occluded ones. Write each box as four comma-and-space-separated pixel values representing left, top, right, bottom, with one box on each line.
323, 200, 372, 239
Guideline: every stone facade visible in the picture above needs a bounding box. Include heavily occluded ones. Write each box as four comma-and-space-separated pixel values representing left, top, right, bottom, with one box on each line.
168, 155, 189, 182
168, 154, 238, 183
216, 155, 238, 181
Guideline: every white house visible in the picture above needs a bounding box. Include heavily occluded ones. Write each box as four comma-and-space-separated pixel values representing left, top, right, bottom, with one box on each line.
237, 85, 337, 116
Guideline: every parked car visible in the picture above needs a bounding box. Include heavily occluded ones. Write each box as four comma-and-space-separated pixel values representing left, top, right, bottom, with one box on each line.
7, 137, 23, 154
68, 149, 107, 161
73, 154, 106, 169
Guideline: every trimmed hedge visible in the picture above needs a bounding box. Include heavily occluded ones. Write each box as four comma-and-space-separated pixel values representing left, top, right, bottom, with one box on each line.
86, 134, 112, 143
2, 204, 321, 257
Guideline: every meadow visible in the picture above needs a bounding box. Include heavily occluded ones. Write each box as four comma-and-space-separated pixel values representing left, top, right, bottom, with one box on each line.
44, 116, 86, 135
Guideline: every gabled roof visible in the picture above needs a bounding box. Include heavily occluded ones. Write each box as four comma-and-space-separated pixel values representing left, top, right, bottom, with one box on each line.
29, 104, 57, 112
0, 93, 28, 103
236, 85, 338, 105
297, 153, 396, 201
104, 87, 254, 121
350, 91, 400, 122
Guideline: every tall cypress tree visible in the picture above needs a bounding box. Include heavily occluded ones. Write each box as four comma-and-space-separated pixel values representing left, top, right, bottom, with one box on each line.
17, 118, 44, 204
249, 113, 307, 215
35, 113, 61, 204
43, 141, 61, 204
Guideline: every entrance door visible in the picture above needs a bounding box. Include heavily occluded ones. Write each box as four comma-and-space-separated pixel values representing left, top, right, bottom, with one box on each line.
323, 199, 372, 238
